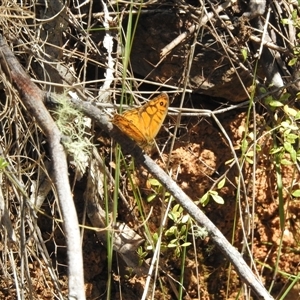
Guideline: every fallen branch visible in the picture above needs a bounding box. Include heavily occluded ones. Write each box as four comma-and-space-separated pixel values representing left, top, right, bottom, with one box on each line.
0, 35, 86, 300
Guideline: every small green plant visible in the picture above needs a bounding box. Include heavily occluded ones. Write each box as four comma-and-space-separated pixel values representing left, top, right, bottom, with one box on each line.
281, 9, 300, 66
146, 232, 167, 252
165, 204, 191, 257
240, 132, 262, 164
263, 88, 300, 234
145, 180, 192, 257
137, 246, 148, 267
0, 157, 8, 170
268, 102, 300, 166
146, 178, 171, 202
198, 177, 226, 206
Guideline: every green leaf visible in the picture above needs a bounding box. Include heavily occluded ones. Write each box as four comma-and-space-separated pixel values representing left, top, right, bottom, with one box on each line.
181, 242, 192, 247
211, 193, 224, 204
288, 57, 298, 67
181, 215, 190, 224
168, 211, 180, 222
217, 177, 226, 189
241, 139, 248, 153
284, 142, 293, 153
292, 189, 300, 197
180, 225, 187, 234
294, 111, 300, 120
153, 232, 158, 243
241, 48, 248, 61
0, 157, 8, 170
281, 121, 298, 130
200, 191, 210, 206
168, 239, 178, 248
259, 87, 267, 93
209, 191, 218, 196
268, 100, 284, 107
285, 133, 298, 143
248, 131, 254, 141
225, 158, 234, 165
165, 226, 177, 236
167, 243, 177, 248
283, 105, 298, 116
292, 9, 298, 20
283, 142, 297, 162
280, 93, 291, 103
172, 203, 181, 212
247, 150, 254, 157
245, 156, 254, 164
147, 194, 156, 202
281, 18, 292, 25
289, 148, 297, 163
270, 147, 283, 155
280, 158, 293, 165
147, 178, 161, 187
255, 144, 262, 152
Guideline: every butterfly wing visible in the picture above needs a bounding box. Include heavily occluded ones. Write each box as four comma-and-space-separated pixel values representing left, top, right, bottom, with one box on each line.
139, 93, 169, 142
112, 114, 147, 145
112, 93, 169, 146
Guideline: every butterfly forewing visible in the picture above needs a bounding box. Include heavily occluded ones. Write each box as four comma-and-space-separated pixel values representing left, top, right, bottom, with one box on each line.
141, 94, 168, 141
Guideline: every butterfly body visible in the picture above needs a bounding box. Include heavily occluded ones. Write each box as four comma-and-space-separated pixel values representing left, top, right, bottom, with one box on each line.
112, 93, 169, 147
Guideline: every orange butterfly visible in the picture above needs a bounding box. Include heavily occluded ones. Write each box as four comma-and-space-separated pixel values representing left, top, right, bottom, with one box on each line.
112, 93, 169, 148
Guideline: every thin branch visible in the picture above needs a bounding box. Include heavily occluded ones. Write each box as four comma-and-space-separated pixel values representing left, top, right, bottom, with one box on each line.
249, 34, 290, 54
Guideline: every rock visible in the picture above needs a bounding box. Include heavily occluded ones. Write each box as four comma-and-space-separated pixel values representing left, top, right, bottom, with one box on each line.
131, 11, 252, 102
